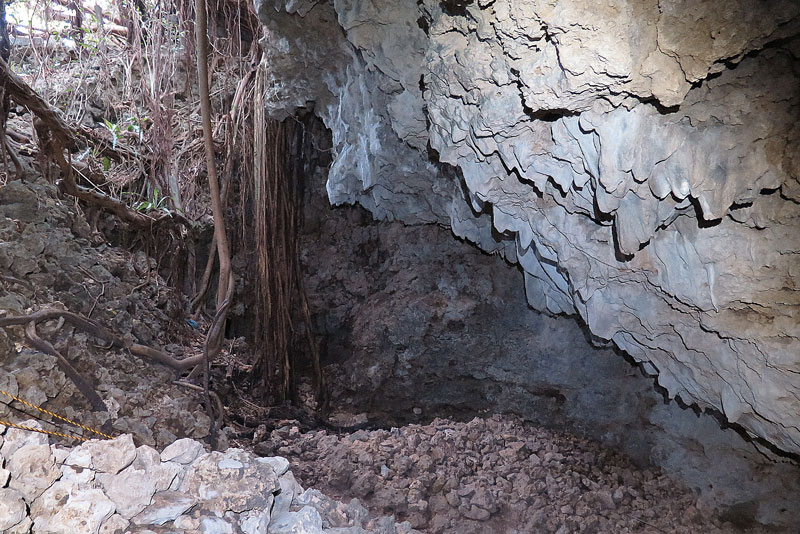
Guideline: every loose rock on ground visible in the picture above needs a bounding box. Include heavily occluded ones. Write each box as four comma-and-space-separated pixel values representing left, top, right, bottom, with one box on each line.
255, 414, 768, 534
0, 422, 418, 534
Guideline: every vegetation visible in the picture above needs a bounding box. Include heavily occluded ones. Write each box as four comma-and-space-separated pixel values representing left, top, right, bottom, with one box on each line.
0, 0, 324, 445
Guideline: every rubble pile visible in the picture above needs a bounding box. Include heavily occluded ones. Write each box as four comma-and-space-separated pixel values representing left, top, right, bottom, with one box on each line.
257, 415, 762, 534
0, 423, 416, 534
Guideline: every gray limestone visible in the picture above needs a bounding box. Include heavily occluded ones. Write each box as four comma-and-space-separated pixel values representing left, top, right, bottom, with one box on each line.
131, 491, 196, 526
98, 464, 157, 519
31, 481, 116, 534
0, 429, 412, 534
7, 443, 61, 501
0, 488, 27, 531
270, 505, 325, 534
98, 514, 130, 534
66, 433, 136, 475
160, 437, 204, 465
254, 0, 800, 460
178, 448, 278, 514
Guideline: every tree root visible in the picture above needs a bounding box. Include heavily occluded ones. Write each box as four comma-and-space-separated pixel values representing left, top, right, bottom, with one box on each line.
173, 380, 224, 432
202, 275, 233, 449
190, 233, 216, 311
44, 129, 191, 231
0, 308, 203, 372
0, 274, 34, 291
0, 56, 184, 232
0, 56, 138, 162
57, 173, 192, 230
23, 321, 107, 412
0, 127, 23, 181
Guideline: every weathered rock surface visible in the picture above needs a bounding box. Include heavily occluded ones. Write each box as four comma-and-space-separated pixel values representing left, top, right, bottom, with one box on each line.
0, 155, 413, 534
0, 178, 217, 449
254, 0, 800, 460
0, 425, 414, 534
179, 449, 278, 513
0, 488, 26, 531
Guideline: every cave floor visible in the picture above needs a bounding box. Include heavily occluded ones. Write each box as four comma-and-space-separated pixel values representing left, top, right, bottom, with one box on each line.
242, 411, 759, 534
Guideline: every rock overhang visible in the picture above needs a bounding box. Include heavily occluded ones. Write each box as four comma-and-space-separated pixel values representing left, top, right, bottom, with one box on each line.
254, 0, 800, 455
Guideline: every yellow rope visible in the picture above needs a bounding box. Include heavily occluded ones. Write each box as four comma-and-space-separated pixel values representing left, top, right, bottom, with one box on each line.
0, 389, 113, 440
0, 419, 88, 442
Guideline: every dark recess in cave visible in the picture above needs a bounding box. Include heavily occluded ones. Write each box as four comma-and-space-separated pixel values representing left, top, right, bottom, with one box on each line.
440, 0, 474, 17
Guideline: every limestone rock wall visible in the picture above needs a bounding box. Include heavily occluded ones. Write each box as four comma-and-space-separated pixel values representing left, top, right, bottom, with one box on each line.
254, 0, 800, 455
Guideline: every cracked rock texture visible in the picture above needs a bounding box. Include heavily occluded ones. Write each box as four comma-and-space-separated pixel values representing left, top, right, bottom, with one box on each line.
254, 0, 800, 457
0, 426, 416, 534
296, 160, 800, 528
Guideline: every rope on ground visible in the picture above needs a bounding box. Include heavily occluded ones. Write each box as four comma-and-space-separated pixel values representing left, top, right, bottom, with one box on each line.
0, 388, 113, 440
0, 419, 89, 442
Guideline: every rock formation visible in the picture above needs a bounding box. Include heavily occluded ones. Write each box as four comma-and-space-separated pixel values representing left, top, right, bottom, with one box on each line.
254, 0, 800, 457
0, 423, 418, 534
